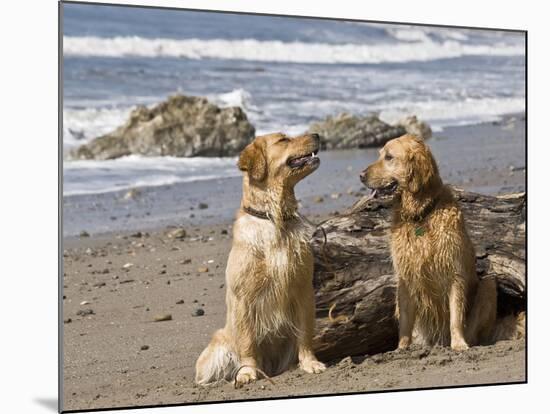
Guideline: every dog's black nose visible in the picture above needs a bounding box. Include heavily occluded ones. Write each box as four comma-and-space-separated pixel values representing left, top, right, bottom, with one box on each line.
359, 170, 368, 182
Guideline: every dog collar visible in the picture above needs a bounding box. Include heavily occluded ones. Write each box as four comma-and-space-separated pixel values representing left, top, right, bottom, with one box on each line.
243, 206, 295, 222
243, 205, 271, 220
402, 196, 438, 223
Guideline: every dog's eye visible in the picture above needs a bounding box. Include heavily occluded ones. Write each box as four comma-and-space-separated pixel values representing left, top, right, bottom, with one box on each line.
385, 153, 393, 161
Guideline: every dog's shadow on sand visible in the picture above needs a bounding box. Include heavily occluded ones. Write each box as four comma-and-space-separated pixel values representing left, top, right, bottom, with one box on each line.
34, 398, 58, 412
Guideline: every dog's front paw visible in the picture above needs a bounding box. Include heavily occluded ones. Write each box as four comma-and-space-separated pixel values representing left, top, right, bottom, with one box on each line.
398, 337, 411, 350
451, 338, 469, 351
300, 359, 326, 374
235, 366, 257, 388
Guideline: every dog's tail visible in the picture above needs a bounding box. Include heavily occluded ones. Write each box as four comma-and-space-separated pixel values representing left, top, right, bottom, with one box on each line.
492, 311, 525, 342
195, 329, 239, 386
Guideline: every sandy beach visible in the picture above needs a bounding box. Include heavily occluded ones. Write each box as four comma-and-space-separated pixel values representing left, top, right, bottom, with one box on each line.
62, 222, 525, 411
62, 116, 526, 412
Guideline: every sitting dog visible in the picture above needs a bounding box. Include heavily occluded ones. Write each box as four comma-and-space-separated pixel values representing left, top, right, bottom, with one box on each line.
195, 132, 326, 387
360, 134, 498, 350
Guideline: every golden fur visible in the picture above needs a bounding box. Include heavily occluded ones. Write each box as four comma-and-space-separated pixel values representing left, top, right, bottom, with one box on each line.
361, 134, 501, 350
195, 133, 326, 387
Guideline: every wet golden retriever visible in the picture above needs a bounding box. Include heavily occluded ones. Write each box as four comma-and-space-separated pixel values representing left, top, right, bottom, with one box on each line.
195, 132, 326, 387
361, 134, 498, 350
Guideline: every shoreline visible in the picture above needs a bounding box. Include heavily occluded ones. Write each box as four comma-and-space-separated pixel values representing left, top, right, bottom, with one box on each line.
63, 112, 525, 239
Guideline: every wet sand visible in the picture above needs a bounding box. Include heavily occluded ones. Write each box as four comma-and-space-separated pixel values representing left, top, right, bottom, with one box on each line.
61, 115, 526, 411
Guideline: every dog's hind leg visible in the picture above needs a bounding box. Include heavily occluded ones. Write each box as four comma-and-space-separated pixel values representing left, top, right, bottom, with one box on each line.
493, 311, 525, 342
473, 269, 524, 343
195, 329, 239, 385
465, 276, 497, 346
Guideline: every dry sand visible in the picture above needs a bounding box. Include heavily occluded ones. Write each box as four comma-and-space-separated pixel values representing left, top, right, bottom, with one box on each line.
62, 222, 525, 412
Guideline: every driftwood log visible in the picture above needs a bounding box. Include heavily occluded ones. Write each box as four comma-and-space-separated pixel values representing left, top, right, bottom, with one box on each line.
311, 189, 526, 361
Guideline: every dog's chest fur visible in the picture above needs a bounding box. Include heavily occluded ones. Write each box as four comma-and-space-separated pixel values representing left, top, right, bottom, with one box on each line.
230, 214, 313, 340
391, 205, 464, 343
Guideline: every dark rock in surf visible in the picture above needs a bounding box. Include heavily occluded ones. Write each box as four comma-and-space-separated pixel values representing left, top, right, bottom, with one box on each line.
396, 115, 432, 139
71, 94, 256, 160
307, 113, 431, 150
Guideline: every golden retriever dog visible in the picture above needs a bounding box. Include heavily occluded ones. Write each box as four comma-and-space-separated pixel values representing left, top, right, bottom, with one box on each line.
195, 132, 326, 387
360, 134, 498, 350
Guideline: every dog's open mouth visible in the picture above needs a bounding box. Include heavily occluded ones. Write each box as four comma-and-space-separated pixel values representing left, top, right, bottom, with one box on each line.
369, 181, 398, 198
287, 149, 320, 169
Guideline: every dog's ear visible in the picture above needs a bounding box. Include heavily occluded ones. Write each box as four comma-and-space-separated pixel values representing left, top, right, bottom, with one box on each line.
238, 141, 267, 182
407, 138, 438, 193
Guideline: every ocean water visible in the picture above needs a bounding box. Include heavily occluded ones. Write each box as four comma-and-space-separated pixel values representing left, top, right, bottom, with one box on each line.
62, 3, 525, 196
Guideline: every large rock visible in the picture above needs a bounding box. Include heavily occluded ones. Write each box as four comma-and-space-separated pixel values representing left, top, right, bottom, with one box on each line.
308, 113, 431, 150
396, 115, 432, 139
71, 95, 256, 160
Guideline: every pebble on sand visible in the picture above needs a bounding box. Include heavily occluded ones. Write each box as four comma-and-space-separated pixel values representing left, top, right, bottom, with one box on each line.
64, 318, 72, 324
197, 266, 209, 273
192, 308, 205, 317
176, 299, 185, 304
122, 263, 134, 269
168, 228, 187, 240
123, 189, 141, 200
153, 314, 172, 322
76, 309, 94, 316
140, 345, 150, 351
198, 202, 209, 210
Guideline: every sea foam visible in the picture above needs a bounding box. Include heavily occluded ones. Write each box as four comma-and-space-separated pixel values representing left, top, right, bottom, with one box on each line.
377, 96, 525, 129
63, 155, 240, 196
63, 36, 524, 64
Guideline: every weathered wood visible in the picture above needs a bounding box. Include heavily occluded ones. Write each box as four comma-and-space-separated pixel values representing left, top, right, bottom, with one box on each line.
311, 189, 526, 361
